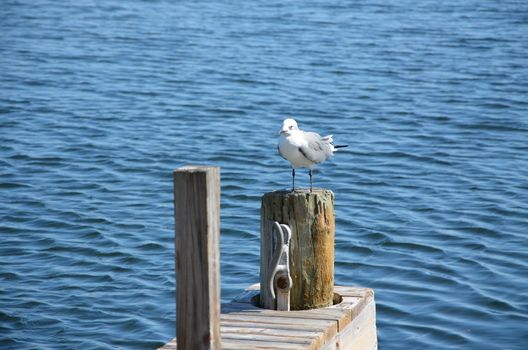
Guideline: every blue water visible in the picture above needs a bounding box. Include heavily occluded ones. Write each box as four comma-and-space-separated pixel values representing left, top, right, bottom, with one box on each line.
1, 0, 527, 349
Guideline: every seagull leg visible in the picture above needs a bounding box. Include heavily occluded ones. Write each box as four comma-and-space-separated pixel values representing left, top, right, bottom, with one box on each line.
309, 169, 313, 192
292, 168, 295, 192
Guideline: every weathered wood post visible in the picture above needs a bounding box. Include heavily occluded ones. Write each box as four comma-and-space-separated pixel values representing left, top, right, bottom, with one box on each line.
173, 166, 221, 350
260, 189, 335, 310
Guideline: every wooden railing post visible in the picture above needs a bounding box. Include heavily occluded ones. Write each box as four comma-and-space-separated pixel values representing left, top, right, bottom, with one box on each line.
174, 166, 220, 350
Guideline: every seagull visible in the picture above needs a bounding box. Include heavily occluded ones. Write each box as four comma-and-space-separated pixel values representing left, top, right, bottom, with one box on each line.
278, 118, 347, 192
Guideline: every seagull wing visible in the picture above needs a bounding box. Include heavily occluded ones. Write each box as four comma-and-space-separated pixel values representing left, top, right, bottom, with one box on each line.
299, 131, 333, 164
277, 145, 288, 160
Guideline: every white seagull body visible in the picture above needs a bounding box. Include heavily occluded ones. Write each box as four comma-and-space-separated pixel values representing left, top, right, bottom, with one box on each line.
278, 118, 347, 191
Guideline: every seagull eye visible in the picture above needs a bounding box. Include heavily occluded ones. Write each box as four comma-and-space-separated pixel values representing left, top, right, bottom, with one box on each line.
289, 125, 293, 130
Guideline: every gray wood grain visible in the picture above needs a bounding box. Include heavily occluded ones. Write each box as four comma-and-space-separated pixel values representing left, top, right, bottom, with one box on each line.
174, 166, 221, 350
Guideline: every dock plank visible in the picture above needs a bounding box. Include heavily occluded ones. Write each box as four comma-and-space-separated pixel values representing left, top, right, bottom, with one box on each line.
221, 321, 327, 340
221, 338, 308, 350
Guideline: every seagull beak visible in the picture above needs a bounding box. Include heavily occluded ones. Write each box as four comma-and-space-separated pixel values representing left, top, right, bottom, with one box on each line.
279, 129, 286, 135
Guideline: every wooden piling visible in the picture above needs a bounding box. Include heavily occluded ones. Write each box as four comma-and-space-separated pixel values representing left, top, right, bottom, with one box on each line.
173, 166, 220, 350
260, 189, 335, 310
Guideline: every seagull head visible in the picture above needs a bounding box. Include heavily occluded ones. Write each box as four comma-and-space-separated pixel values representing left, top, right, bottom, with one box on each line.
279, 118, 299, 135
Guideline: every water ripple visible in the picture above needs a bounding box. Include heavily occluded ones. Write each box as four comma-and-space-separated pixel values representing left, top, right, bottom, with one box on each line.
1, 0, 528, 349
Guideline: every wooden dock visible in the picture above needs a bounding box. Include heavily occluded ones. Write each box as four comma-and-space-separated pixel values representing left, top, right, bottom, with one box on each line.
159, 283, 376, 350
166, 166, 378, 349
